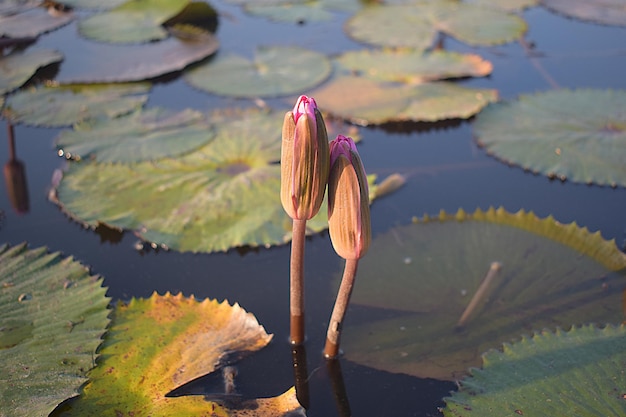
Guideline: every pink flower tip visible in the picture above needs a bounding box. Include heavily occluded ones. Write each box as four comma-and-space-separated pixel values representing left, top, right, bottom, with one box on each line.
293, 95, 318, 123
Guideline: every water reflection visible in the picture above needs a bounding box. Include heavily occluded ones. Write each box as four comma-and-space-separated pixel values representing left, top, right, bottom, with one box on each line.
3, 122, 30, 214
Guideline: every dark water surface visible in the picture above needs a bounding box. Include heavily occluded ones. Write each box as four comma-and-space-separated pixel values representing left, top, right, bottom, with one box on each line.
1, 2, 626, 416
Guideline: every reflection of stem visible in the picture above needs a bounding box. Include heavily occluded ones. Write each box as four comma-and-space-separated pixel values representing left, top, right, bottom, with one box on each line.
519, 38, 560, 89
7, 122, 16, 161
326, 359, 352, 417
456, 262, 502, 329
291, 344, 310, 409
290, 218, 307, 345
324, 259, 359, 358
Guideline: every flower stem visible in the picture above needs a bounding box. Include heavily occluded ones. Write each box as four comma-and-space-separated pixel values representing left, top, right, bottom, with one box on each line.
290, 218, 307, 345
324, 258, 358, 358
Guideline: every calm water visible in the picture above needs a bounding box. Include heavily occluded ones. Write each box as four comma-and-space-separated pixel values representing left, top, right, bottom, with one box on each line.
1, 2, 626, 416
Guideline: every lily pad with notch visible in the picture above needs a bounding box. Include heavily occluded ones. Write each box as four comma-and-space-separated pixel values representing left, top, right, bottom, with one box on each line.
0, 5, 74, 38
57, 25, 218, 83
3, 83, 150, 127
542, 0, 626, 27
310, 75, 497, 125
52, 108, 387, 253
56, 107, 214, 163
77, 0, 200, 44
184, 46, 331, 98
345, 1, 526, 50
340, 207, 626, 380
473, 89, 626, 187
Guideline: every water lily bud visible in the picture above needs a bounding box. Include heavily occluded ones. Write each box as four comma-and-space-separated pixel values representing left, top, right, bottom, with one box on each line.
327, 135, 371, 260
281, 95, 330, 220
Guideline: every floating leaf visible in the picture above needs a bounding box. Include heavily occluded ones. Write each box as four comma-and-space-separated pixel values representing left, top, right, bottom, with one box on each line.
341, 207, 626, 380
56, 107, 214, 163
78, 0, 190, 43
466, 0, 538, 12
542, 0, 626, 27
443, 324, 626, 416
334, 49, 492, 84
0, 243, 110, 417
473, 89, 626, 187
52, 108, 387, 253
3, 83, 150, 127
0, 6, 74, 38
185, 46, 331, 98
56, 0, 129, 10
58, 292, 304, 417
0, 48, 63, 95
0, 0, 40, 16
346, 2, 526, 50
58, 26, 218, 83
310, 75, 497, 125
244, 2, 333, 22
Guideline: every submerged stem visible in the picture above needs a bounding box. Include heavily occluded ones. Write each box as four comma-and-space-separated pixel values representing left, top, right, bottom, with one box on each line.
290, 218, 307, 345
324, 258, 359, 358
457, 261, 502, 329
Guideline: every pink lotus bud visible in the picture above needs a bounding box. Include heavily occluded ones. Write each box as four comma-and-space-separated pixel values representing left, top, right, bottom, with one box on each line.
281, 95, 330, 220
327, 135, 371, 260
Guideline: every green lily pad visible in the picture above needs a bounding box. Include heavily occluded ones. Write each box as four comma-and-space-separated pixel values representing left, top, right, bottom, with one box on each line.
310, 75, 497, 125
0, 49, 63, 95
231, 0, 361, 22
443, 324, 626, 416
52, 108, 386, 253
0, 6, 74, 38
56, 107, 214, 163
184, 46, 331, 98
57, 292, 303, 416
3, 83, 150, 127
0, 243, 110, 417
346, 2, 526, 50
58, 25, 218, 83
473, 89, 626, 187
542, 0, 626, 27
341, 207, 626, 380
466, 0, 538, 12
334, 49, 493, 84
78, 0, 190, 43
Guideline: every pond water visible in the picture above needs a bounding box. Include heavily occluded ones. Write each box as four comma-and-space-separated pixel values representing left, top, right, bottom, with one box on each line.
1, 2, 626, 416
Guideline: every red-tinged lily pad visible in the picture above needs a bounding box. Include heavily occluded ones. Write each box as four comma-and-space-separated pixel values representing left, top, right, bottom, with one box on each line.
0, 0, 40, 16
0, 243, 110, 417
185, 46, 331, 98
542, 0, 626, 27
340, 207, 626, 380
51, 108, 387, 253
56, 107, 214, 163
473, 89, 626, 187
345, 1, 526, 50
310, 75, 497, 125
56, 25, 218, 83
0, 48, 63, 95
3, 83, 150, 127
56, 292, 304, 417
443, 324, 626, 416
0, 5, 74, 38
78, 0, 190, 44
